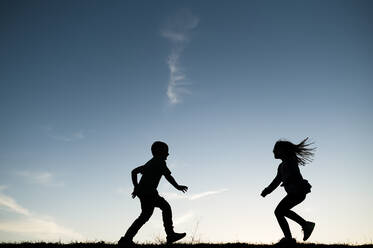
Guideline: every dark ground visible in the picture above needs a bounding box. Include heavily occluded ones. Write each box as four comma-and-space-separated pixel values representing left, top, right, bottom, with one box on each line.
0, 243, 372, 248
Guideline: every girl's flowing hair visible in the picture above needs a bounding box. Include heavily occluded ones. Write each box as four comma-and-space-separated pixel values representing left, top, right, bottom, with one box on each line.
275, 137, 316, 166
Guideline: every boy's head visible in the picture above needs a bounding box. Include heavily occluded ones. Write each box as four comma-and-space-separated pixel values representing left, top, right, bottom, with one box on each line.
151, 141, 169, 160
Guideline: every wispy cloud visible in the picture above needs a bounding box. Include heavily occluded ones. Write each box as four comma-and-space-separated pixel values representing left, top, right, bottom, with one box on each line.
162, 188, 228, 201
0, 218, 84, 241
162, 9, 199, 104
166, 49, 189, 104
116, 187, 130, 195
188, 189, 228, 200
42, 125, 88, 142
16, 170, 64, 187
150, 211, 195, 230
0, 187, 84, 241
174, 211, 195, 225
0, 188, 30, 216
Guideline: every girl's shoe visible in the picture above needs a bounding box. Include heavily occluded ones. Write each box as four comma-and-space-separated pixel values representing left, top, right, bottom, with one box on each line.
302, 221, 315, 241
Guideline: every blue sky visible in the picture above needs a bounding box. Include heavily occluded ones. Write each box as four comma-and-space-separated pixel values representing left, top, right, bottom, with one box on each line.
1, 0, 372, 244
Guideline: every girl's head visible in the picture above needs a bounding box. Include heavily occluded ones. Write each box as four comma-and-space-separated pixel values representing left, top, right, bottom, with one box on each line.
151, 141, 169, 160
273, 137, 315, 165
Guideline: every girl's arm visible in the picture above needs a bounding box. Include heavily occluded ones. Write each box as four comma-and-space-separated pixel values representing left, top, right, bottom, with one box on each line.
261, 169, 281, 197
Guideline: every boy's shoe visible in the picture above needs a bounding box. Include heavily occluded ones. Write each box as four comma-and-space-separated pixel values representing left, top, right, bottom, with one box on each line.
276, 237, 296, 247
118, 237, 135, 247
166, 232, 186, 244
302, 221, 315, 241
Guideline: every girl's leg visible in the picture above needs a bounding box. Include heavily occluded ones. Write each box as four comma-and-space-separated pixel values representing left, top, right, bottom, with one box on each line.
275, 196, 292, 239
274, 194, 306, 238
286, 209, 306, 226
285, 194, 307, 226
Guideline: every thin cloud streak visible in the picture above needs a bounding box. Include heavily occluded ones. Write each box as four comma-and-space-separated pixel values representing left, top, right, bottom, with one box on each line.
189, 189, 228, 200
42, 126, 87, 142
0, 189, 30, 216
161, 31, 187, 43
16, 171, 64, 187
162, 9, 199, 104
0, 218, 84, 241
166, 48, 189, 104
162, 188, 228, 201
116, 187, 130, 195
49, 131, 85, 142
0, 187, 84, 241
174, 211, 195, 225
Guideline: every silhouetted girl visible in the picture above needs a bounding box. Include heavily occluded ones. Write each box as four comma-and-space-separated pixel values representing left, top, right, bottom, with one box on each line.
261, 138, 315, 245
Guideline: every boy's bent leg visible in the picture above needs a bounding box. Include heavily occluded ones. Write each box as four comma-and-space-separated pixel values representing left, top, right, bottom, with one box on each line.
155, 195, 174, 235
155, 195, 186, 243
122, 197, 155, 242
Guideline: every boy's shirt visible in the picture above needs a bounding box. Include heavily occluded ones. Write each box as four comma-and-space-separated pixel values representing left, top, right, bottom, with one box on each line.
137, 157, 171, 195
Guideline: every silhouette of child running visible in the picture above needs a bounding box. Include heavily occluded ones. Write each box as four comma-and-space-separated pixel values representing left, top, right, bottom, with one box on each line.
261, 138, 316, 245
119, 141, 188, 246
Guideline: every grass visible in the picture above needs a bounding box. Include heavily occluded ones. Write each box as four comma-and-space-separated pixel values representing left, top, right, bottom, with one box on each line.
0, 242, 372, 248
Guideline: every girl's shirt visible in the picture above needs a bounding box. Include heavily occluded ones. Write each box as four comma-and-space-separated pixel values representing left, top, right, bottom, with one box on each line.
266, 158, 304, 195
279, 160, 303, 187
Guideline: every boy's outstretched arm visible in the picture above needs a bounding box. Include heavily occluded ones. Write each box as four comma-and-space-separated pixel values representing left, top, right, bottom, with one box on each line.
164, 174, 188, 193
131, 166, 144, 198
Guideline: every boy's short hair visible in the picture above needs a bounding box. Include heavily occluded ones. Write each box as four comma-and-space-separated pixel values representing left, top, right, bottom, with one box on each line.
151, 141, 168, 156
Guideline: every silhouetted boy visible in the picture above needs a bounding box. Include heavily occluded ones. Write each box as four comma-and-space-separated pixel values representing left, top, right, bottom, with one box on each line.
119, 141, 188, 246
